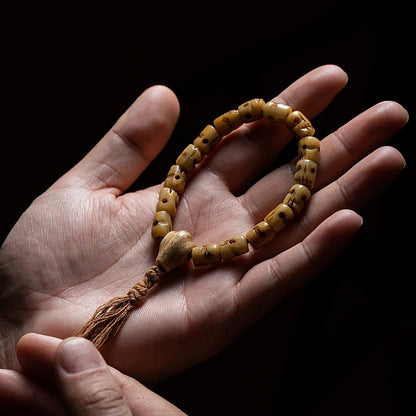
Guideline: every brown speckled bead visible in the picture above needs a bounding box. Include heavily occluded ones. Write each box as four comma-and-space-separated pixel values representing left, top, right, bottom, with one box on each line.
283, 184, 311, 214
294, 159, 318, 190
176, 144, 203, 173
238, 98, 266, 123
213, 110, 243, 135
156, 187, 179, 216
164, 165, 187, 195
262, 101, 292, 122
218, 235, 249, 260
193, 125, 221, 154
192, 244, 222, 266
245, 221, 275, 249
151, 210, 172, 240
285, 110, 315, 138
264, 203, 294, 233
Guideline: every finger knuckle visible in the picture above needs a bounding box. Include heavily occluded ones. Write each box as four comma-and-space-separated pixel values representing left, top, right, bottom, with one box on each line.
78, 382, 129, 415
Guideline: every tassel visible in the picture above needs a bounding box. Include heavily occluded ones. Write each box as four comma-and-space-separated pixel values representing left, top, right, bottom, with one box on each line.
76, 265, 162, 349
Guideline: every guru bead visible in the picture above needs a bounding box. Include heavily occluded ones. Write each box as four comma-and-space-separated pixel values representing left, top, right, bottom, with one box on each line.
193, 125, 221, 154
262, 101, 292, 122
176, 144, 203, 173
245, 221, 275, 249
214, 110, 243, 135
156, 187, 179, 216
264, 203, 295, 233
238, 98, 266, 122
218, 235, 249, 260
192, 244, 221, 266
285, 110, 315, 137
156, 230, 196, 272
151, 210, 172, 240
164, 165, 187, 195
283, 184, 311, 214
294, 159, 318, 190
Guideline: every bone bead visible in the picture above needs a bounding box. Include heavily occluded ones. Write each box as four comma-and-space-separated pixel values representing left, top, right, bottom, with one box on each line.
238, 98, 266, 123
218, 235, 249, 260
285, 110, 315, 137
264, 203, 294, 233
151, 210, 172, 240
156, 187, 179, 216
298, 136, 320, 163
156, 230, 195, 272
283, 184, 311, 215
213, 110, 243, 135
192, 244, 221, 266
193, 125, 221, 154
294, 159, 318, 190
176, 144, 203, 173
245, 221, 275, 249
262, 101, 292, 122
164, 165, 187, 195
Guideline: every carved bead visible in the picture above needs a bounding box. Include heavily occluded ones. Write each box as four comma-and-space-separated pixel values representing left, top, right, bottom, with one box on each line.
193, 125, 221, 154
262, 101, 292, 122
151, 211, 172, 240
245, 221, 275, 249
238, 98, 266, 123
192, 244, 221, 266
283, 184, 311, 215
285, 111, 315, 137
218, 235, 249, 260
164, 165, 187, 195
264, 203, 294, 233
298, 136, 320, 163
156, 230, 195, 272
213, 110, 243, 135
294, 159, 318, 190
176, 144, 203, 173
156, 187, 179, 216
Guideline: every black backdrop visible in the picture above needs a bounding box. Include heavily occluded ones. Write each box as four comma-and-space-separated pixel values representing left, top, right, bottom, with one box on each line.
1, 1, 414, 414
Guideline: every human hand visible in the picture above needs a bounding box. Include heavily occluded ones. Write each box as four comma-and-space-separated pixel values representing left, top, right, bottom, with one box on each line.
0, 65, 407, 383
0, 333, 186, 415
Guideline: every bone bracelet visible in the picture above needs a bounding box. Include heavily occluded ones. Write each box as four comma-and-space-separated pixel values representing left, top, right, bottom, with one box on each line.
76, 98, 320, 348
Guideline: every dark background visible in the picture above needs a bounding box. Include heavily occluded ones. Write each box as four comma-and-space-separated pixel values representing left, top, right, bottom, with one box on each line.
1, 1, 414, 414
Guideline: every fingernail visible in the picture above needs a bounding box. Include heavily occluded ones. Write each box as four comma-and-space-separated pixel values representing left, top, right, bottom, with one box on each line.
57, 337, 105, 374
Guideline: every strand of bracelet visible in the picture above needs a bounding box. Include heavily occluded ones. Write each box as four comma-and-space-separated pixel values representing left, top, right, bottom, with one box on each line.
76, 98, 320, 348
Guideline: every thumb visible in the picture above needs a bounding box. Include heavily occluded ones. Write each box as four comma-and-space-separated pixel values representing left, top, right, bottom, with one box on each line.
55, 337, 132, 416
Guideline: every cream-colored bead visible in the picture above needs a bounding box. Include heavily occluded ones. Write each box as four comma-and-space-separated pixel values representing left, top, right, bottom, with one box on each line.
238, 98, 266, 123
176, 144, 203, 173
262, 101, 292, 122
298, 136, 320, 150
294, 159, 318, 190
192, 244, 221, 266
264, 203, 294, 233
164, 165, 187, 195
218, 235, 249, 260
213, 110, 243, 135
156, 187, 179, 216
193, 125, 221, 154
156, 230, 195, 272
151, 211, 172, 240
245, 221, 275, 249
283, 184, 311, 215
285, 111, 315, 137
298, 136, 320, 163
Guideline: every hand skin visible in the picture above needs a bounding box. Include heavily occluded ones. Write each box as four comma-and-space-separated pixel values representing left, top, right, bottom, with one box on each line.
0, 65, 408, 392
0, 333, 186, 415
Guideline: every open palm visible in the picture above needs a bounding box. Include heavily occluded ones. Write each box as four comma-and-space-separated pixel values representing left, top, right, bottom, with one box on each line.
0, 65, 407, 384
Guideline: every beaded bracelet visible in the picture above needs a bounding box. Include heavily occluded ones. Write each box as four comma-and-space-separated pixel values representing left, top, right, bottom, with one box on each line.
76, 98, 320, 348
